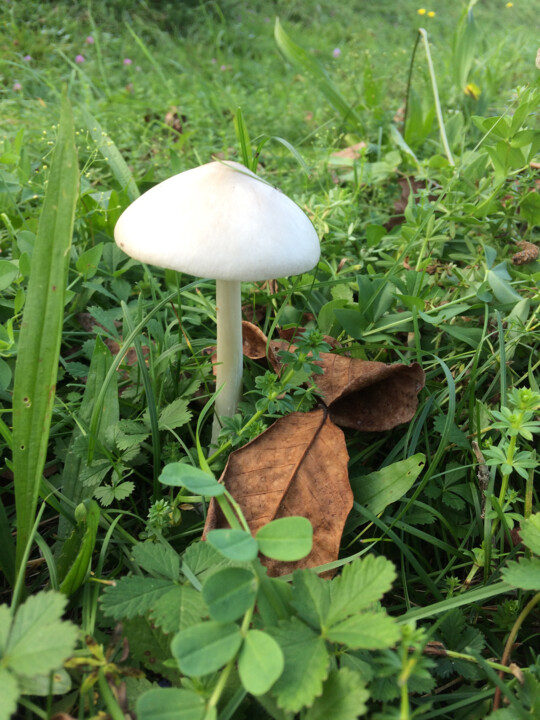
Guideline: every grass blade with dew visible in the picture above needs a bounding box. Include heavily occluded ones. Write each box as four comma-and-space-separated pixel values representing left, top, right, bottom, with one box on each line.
12, 92, 79, 577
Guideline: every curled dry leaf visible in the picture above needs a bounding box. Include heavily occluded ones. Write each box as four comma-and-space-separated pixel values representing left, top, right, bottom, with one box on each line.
204, 408, 352, 576
314, 355, 425, 431
512, 240, 539, 265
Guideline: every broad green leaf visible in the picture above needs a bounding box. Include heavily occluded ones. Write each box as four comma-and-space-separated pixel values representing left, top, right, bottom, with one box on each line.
0, 668, 18, 720
137, 688, 206, 720
520, 191, 540, 227
202, 568, 257, 623
58, 500, 100, 595
274, 19, 363, 133
326, 610, 400, 649
159, 462, 224, 496
131, 541, 180, 580
206, 529, 259, 562
350, 454, 425, 516
487, 264, 521, 305
100, 577, 174, 619
0, 259, 18, 292
158, 398, 192, 431
256, 575, 294, 627
5, 592, 78, 677
182, 541, 233, 586
149, 585, 207, 634
290, 570, 331, 632
520, 513, 540, 555
171, 621, 242, 676
16, 667, 71, 696
124, 616, 179, 684
76, 242, 103, 279
304, 668, 369, 720
82, 109, 139, 202
238, 630, 284, 696
12, 93, 79, 571
501, 558, 540, 590
269, 617, 329, 713
327, 555, 396, 626
256, 517, 313, 561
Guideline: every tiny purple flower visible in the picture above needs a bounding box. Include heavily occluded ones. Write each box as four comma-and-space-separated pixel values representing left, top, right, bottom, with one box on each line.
332, 48, 342, 58
75, 54, 85, 63
220, 64, 228, 71
211, 58, 217, 64
86, 36, 94, 45
123, 57, 132, 66
23, 55, 32, 62
13, 82, 22, 91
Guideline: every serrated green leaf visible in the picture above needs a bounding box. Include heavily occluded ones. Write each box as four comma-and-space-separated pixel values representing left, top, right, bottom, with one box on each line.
115, 419, 150, 450
202, 568, 257, 623
158, 398, 192, 431
131, 542, 180, 580
520, 513, 540, 555
159, 462, 224, 496
100, 577, 174, 620
206, 529, 259, 562
182, 541, 233, 585
124, 617, 177, 683
149, 585, 207, 635
304, 668, 369, 720
291, 570, 331, 631
136, 688, 206, 720
93, 485, 116, 506
5, 592, 78, 677
502, 557, 540, 590
269, 617, 329, 713
171, 621, 242, 676
238, 630, 284, 696
327, 556, 396, 626
326, 610, 400, 649
256, 517, 313, 561
0, 668, 19, 720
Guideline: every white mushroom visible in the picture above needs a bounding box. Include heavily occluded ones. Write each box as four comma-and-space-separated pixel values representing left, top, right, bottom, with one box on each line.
114, 161, 320, 443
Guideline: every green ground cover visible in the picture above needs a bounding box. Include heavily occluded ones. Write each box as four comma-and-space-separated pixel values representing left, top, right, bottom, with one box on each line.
1, 1, 539, 718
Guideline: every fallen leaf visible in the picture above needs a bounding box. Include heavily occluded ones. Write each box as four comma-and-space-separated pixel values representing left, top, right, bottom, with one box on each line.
313, 355, 425, 431
330, 141, 367, 166
512, 240, 539, 265
385, 176, 439, 230
205, 408, 352, 576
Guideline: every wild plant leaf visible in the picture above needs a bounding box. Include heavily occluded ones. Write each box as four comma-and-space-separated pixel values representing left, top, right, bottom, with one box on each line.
326, 555, 396, 627
131, 541, 180, 580
100, 577, 175, 619
304, 668, 369, 720
487, 264, 522, 305
519, 513, 540, 555
149, 585, 207, 634
274, 19, 363, 133
202, 567, 257, 623
124, 616, 177, 683
326, 610, 400, 649
159, 462, 224, 496
94, 482, 134, 506
433, 416, 470, 449
171, 621, 242, 676
0, 605, 10, 652
136, 688, 206, 720
0, 667, 18, 720
269, 617, 329, 713
82, 108, 139, 202
4, 592, 78, 677
12, 93, 78, 570
80, 459, 111, 488
158, 397, 192, 431
350, 454, 425, 516
256, 517, 313, 562
206, 528, 259, 562
501, 557, 540, 590
238, 630, 284, 696
114, 419, 150, 450
58, 500, 100, 596
290, 569, 331, 632
76, 242, 104, 279
182, 541, 233, 586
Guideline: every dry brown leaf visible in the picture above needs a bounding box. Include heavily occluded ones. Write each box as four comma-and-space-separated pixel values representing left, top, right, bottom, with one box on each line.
512, 240, 539, 265
331, 141, 367, 165
313, 355, 425, 431
204, 408, 352, 576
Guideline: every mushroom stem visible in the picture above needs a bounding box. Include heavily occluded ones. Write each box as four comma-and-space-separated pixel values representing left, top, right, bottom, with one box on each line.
212, 279, 243, 444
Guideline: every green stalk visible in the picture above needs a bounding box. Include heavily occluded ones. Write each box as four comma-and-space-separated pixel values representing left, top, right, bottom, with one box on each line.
418, 28, 455, 166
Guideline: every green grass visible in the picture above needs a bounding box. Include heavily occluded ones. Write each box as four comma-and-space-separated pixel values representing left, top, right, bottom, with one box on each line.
0, 0, 539, 718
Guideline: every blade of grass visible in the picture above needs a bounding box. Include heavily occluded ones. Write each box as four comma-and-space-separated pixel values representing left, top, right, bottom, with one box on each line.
12, 92, 79, 576
401, 580, 510, 622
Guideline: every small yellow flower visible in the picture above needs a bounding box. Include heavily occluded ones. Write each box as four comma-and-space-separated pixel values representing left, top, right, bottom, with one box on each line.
417, 8, 427, 15
506, 2, 513, 7
427, 10, 436, 17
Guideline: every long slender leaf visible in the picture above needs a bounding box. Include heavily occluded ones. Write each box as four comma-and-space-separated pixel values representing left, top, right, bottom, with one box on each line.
274, 18, 363, 132
81, 108, 139, 202
12, 93, 79, 574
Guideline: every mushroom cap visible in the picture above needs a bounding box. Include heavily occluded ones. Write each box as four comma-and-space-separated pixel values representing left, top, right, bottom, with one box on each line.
114, 161, 320, 281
